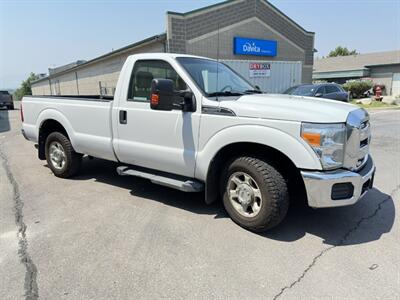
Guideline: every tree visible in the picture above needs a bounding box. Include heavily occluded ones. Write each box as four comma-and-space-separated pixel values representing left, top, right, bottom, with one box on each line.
328, 46, 358, 57
13, 72, 40, 101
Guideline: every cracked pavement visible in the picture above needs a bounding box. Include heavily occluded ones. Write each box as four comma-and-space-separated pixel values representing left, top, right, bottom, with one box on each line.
0, 104, 399, 299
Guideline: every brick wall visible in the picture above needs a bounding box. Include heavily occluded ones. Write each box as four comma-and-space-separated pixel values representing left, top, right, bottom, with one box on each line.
167, 0, 314, 82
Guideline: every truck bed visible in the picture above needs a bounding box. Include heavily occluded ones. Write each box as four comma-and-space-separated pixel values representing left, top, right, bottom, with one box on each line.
22, 95, 117, 161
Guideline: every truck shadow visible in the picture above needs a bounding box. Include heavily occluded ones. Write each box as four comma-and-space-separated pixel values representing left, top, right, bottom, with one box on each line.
72, 158, 226, 218
263, 188, 395, 246
72, 157, 395, 247
0, 109, 11, 133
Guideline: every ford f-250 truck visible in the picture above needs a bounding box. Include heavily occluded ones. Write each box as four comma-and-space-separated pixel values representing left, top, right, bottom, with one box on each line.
21, 53, 375, 232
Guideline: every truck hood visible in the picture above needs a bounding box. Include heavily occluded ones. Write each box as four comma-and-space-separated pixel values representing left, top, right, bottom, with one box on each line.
220, 94, 357, 123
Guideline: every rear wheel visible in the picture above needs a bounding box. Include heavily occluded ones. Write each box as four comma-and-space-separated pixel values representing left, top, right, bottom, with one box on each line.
8, 104, 14, 110
45, 132, 82, 178
222, 156, 289, 232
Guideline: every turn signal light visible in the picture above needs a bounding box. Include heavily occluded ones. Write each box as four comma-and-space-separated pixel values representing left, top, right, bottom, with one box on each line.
151, 93, 159, 106
301, 132, 321, 146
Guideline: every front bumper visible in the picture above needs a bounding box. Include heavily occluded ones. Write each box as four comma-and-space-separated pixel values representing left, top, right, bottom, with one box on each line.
301, 155, 375, 208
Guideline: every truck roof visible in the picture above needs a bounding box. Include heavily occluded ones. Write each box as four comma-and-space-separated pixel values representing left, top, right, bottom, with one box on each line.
127, 52, 216, 61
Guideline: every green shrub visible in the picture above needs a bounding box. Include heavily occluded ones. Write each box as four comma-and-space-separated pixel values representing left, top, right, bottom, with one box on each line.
342, 80, 373, 98
13, 73, 39, 101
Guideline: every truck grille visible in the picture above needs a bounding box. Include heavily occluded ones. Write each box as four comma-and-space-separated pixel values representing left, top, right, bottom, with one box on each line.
343, 109, 371, 171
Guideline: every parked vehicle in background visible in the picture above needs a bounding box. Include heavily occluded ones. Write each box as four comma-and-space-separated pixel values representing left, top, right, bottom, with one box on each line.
21, 53, 374, 232
0, 90, 14, 109
284, 83, 349, 102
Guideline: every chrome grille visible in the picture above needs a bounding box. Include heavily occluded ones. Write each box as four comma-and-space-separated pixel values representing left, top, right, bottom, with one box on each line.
343, 109, 370, 171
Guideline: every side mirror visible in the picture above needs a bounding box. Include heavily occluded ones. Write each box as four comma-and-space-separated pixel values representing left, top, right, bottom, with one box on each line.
150, 78, 175, 111
315, 93, 323, 97
254, 85, 261, 91
150, 78, 196, 112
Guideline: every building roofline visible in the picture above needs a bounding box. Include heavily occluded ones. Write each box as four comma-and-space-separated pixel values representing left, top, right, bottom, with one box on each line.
365, 62, 400, 68
167, 0, 234, 16
261, 0, 314, 35
313, 68, 369, 74
314, 49, 400, 60
167, 0, 314, 35
32, 33, 166, 84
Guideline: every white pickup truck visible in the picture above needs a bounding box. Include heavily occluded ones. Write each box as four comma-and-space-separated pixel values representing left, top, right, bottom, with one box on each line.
21, 53, 375, 232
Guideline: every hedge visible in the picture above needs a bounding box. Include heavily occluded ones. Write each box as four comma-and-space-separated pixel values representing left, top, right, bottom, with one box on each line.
342, 80, 373, 98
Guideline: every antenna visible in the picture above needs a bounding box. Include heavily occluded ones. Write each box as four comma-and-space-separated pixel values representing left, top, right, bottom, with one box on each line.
216, 22, 220, 101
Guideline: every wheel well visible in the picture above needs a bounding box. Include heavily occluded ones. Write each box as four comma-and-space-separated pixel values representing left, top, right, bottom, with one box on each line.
38, 119, 69, 160
205, 142, 307, 205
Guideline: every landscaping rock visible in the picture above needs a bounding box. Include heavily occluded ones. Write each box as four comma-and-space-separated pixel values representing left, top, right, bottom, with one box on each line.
360, 98, 372, 105
382, 96, 397, 105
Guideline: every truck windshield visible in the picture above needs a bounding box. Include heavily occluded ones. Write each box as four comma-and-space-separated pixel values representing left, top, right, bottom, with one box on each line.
176, 57, 256, 98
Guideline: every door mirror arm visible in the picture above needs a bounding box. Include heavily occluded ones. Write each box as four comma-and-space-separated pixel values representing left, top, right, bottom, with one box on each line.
177, 90, 196, 112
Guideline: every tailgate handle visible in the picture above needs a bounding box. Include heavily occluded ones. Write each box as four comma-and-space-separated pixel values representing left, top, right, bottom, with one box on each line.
119, 110, 127, 124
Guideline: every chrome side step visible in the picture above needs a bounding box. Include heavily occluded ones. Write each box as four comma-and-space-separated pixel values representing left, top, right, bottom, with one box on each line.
116, 166, 204, 192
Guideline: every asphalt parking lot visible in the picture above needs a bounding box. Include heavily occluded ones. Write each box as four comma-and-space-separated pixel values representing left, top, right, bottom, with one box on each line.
1, 103, 399, 299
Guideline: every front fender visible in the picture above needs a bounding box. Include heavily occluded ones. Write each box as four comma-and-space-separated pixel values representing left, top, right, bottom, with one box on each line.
195, 124, 321, 180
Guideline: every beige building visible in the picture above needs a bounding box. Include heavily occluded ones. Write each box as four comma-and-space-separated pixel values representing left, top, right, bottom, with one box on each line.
313, 50, 400, 96
32, 0, 315, 96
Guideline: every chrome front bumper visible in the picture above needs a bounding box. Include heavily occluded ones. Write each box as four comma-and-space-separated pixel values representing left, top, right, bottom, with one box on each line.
301, 155, 375, 208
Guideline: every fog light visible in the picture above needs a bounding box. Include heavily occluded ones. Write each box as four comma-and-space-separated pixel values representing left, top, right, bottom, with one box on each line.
331, 183, 354, 200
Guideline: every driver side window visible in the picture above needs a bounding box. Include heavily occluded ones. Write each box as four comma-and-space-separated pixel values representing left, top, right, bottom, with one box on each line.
127, 60, 187, 102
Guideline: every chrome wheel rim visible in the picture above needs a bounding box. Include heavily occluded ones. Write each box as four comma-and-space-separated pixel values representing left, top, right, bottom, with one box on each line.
49, 141, 66, 170
227, 172, 262, 217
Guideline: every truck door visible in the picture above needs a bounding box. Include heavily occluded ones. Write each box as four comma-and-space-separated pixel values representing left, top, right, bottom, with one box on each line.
114, 59, 200, 178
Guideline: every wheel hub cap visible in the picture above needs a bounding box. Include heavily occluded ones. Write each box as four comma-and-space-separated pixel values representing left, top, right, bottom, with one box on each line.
237, 184, 253, 206
49, 141, 66, 170
227, 172, 262, 217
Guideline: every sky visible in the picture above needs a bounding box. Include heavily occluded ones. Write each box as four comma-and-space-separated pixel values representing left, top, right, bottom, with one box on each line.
1, 0, 399, 89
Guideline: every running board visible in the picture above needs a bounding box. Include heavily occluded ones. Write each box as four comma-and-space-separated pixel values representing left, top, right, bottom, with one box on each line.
116, 166, 204, 192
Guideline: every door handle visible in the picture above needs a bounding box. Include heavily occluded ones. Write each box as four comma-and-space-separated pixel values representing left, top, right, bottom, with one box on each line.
119, 110, 127, 124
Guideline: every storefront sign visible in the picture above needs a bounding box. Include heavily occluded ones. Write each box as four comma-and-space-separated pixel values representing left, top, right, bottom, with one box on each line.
234, 37, 277, 56
249, 63, 271, 78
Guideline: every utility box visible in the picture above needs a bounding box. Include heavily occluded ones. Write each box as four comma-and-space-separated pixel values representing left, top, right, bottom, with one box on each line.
221, 60, 302, 93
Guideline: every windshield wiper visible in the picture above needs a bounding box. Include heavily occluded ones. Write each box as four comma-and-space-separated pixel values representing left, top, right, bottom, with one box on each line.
244, 89, 263, 94
208, 91, 245, 97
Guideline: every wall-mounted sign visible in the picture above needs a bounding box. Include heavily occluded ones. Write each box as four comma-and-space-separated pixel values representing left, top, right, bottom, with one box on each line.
249, 63, 271, 78
234, 37, 277, 56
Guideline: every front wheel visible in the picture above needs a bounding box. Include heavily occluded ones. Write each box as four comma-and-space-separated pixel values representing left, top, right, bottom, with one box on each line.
222, 156, 289, 232
45, 132, 82, 178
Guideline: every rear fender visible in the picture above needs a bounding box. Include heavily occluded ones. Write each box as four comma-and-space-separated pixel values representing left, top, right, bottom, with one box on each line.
36, 108, 78, 151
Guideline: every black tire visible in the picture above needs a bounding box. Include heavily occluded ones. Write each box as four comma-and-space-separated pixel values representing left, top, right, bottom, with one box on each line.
8, 104, 14, 110
45, 132, 82, 178
221, 156, 289, 232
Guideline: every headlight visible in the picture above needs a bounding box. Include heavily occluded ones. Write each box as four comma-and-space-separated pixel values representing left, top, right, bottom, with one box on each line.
301, 123, 346, 170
